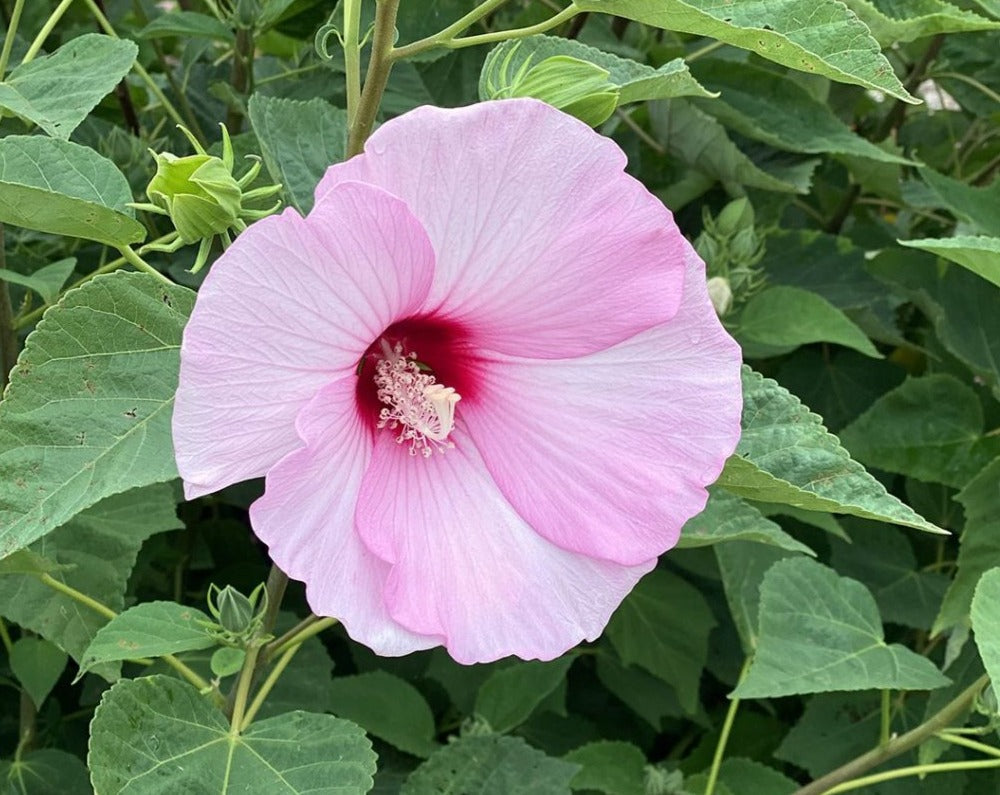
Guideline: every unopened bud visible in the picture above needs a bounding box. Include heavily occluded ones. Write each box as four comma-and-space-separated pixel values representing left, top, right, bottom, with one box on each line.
706, 276, 734, 317
207, 583, 265, 635
716, 197, 754, 236
147, 150, 242, 244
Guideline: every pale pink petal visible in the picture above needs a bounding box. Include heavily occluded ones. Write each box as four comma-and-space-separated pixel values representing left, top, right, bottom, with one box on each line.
174, 181, 435, 498
460, 242, 743, 566
317, 99, 684, 359
355, 430, 655, 664
250, 378, 439, 656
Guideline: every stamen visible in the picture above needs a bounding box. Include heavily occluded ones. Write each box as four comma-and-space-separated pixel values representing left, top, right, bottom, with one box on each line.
373, 341, 461, 457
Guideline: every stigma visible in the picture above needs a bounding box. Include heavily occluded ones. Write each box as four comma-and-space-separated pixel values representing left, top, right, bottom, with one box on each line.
373, 340, 461, 457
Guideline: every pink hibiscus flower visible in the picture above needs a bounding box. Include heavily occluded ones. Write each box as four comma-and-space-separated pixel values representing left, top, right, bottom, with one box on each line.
172, 99, 742, 664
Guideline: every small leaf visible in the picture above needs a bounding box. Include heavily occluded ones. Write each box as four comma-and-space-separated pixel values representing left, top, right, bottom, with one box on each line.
138, 10, 236, 42
679, 489, 814, 555
564, 741, 646, 795
402, 735, 579, 795
0, 271, 194, 558
79, 601, 215, 677
10, 637, 68, 708
737, 285, 882, 358
717, 367, 945, 535
329, 670, 439, 758
0, 257, 76, 305
573, 0, 915, 100
247, 94, 348, 214
89, 675, 376, 794
0, 34, 137, 139
606, 570, 715, 714
210, 646, 245, 678
0, 135, 145, 246
839, 375, 1000, 488
475, 657, 575, 734
733, 558, 950, 698
900, 236, 1000, 289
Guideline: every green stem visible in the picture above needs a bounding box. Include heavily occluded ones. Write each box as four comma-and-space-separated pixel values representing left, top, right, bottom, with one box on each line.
0, 0, 25, 76
227, 26, 254, 132
792, 674, 991, 795
422, 6, 578, 54
240, 641, 301, 730
228, 644, 260, 730
117, 245, 173, 284
343, 0, 362, 126
879, 689, 892, 747
35, 572, 212, 693
391, 0, 509, 60
21, 0, 75, 63
705, 658, 750, 795
0, 228, 19, 390
265, 615, 338, 660
260, 564, 288, 637
937, 732, 1000, 758
823, 758, 1000, 794
347, 0, 401, 157
686, 39, 726, 62
0, 617, 12, 654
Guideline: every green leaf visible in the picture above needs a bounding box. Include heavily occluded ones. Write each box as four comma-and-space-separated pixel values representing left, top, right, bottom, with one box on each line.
328, 670, 439, 758
715, 542, 798, 653
402, 735, 578, 795
252, 614, 335, 719
0, 484, 181, 679
0, 749, 91, 795
678, 489, 814, 555
839, 375, 1000, 488
733, 558, 950, 698
564, 741, 645, 795
774, 692, 882, 776
210, 646, 245, 678
687, 758, 797, 795
0, 135, 145, 246
935, 458, 1000, 635
717, 367, 945, 535
970, 568, 1000, 699
0, 549, 70, 576
78, 601, 215, 677
480, 35, 713, 106
9, 637, 67, 709
911, 166, 1000, 235
900, 236, 1000, 289
737, 285, 882, 359
0, 271, 194, 558
0, 34, 137, 139
0, 258, 76, 305
690, 60, 912, 164
89, 675, 376, 794
840, 0, 999, 45
138, 11, 236, 42
572, 0, 915, 101
649, 100, 816, 194
247, 94, 348, 214
594, 655, 687, 729
475, 657, 575, 734
605, 570, 715, 714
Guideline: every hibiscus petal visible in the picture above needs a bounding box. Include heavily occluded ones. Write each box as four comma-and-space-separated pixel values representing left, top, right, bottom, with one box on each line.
355, 431, 654, 664
460, 242, 743, 566
250, 377, 439, 656
316, 99, 684, 359
173, 181, 435, 497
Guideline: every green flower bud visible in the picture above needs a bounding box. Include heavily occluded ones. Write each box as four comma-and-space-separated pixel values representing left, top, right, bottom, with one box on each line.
207, 583, 265, 635
715, 197, 754, 237
706, 276, 733, 317
147, 151, 242, 244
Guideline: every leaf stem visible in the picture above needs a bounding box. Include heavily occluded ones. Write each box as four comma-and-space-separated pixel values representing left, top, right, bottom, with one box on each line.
879, 689, 892, 747
263, 614, 338, 661
347, 0, 401, 157
240, 641, 301, 730
260, 564, 288, 637
791, 674, 990, 795
822, 758, 1000, 794
343, 0, 362, 127
117, 245, 173, 285
429, 6, 578, 54
0, 0, 25, 76
228, 644, 260, 731
390, 0, 509, 60
0, 617, 13, 654
937, 731, 1000, 758
0, 227, 19, 390
705, 657, 751, 795
21, 0, 75, 63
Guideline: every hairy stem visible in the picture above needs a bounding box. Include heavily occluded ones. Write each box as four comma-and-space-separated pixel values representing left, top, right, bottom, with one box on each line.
347, 0, 401, 157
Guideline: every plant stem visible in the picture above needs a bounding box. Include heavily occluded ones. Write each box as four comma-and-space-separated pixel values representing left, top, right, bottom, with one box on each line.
227, 26, 254, 132
18, 691, 36, 756
0, 617, 12, 654
823, 758, 1000, 794
433, 6, 578, 53
879, 689, 892, 747
228, 644, 260, 729
0, 0, 25, 76
264, 615, 338, 660
21, 0, 75, 63
0, 228, 19, 390
391, 0, 509, 60
240, 641, 301, 730
705, 658, 750, 795
343, 0, 362, 126
347, 0, 401, 157
937, 732, 1000, 758
261, 564, 288, 636
117, 245, 173, 284
792, 674, 990, 795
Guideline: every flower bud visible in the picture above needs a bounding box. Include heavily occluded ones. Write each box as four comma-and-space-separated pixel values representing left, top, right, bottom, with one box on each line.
706, 276, 734, 317
147, 151, 243, 244
715, 197, 754, 237
207, 583, 263, 635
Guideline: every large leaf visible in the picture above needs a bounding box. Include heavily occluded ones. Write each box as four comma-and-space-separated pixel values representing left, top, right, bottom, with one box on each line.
89, 675, 376, 794
900, 236, 1000, 289
328, 671, 439, 758
911, 166, 1000, 235
839, 375, 1000, 488
605, 570, 715, 714
737, 285, 882, 358
715, 542, 798, 653
678, 489, 813, 554
691, 60, 912, 164
0, 484, 180, 679
0, 136, 145, 246
717, 368, 944, 534
733, 558, 950, 698
475, 657, 575, 734
563, 741, 646, 795
402, 735, 578, 795
9, 637, 67, 709
79, 601, 216, 677
247, 94, 348, 214
840, 0, 999, 45
571, 0, 915, 101
138, 11, 236, 42
970, 568, 1000, 696
0, 749, 91, 795
0, 34, 137, 139
0, 271, 193, 558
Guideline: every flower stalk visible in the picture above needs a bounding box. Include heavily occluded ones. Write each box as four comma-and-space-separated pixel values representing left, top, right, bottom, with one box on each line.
347, 0, 401, 157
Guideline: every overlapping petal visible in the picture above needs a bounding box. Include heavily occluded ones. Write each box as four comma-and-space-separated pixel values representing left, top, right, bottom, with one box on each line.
460, 243, 743, 565
354, 430, 655, 664
316, 99, 685, 359
173, 182, 436, 497
250, 377, 439, 656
